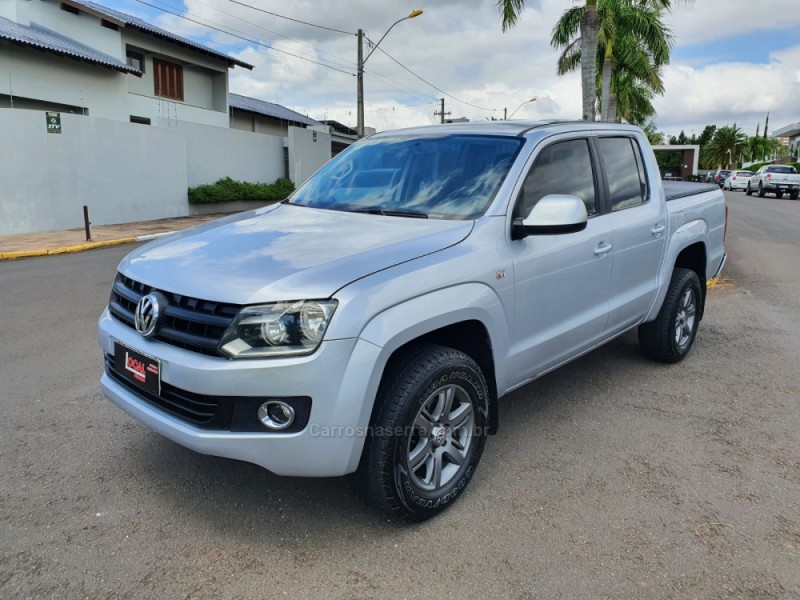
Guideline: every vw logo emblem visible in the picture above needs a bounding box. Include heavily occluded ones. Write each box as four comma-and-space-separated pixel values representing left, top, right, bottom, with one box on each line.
135, 293, 162, 337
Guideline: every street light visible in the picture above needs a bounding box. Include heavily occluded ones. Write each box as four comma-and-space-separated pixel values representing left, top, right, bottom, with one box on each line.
357, 10, 423, 138
506, 97, 538, 120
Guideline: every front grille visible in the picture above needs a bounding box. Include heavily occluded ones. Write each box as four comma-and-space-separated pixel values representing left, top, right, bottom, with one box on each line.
108, 273, 240, 357
104, 355, 231, 427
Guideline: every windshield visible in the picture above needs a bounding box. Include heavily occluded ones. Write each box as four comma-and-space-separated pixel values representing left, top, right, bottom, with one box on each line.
287, 134, 524, 219
766, 166, 796, 174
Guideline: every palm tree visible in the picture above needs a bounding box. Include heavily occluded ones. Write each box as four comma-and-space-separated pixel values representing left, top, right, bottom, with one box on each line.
551, 0, 673, 122
613, 70, 657, 124
703, 126, 748, 169
498, 0, 681, 122
498, 0, 599, 121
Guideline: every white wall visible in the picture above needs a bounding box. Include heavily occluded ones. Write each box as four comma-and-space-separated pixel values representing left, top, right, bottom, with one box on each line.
0, 108, 291, 235
160, 120, 285, 187
287, 126, 332, 185
0, 110, 188, 235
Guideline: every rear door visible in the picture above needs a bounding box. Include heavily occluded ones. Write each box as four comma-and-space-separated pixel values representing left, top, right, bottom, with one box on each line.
507, 136, 613, 381
598, 136, 668, 336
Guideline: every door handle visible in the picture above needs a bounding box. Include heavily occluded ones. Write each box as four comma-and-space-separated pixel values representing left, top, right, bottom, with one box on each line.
651, 224, 666, 235
594, 242, 613, 256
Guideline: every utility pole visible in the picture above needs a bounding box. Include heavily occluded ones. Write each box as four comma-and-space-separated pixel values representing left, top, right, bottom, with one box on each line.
356, 29, 365, 138
504, 107, 507, 120
356, 11, 423, 138
434, 98, 450, 124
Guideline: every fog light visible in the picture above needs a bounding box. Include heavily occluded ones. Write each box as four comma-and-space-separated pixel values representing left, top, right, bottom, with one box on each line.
257, 400, 295, 430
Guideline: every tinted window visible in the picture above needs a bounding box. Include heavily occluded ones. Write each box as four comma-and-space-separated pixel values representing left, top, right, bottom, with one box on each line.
289, 135, 523, 220
514, 139, 597, 219
599, 138, 647, 211
766, 166, 796, 174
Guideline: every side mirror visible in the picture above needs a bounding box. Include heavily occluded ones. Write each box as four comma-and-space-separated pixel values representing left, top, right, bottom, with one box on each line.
512, 194, 588, 239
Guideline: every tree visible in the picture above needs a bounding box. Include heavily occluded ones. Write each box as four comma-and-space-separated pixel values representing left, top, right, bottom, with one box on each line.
547, 0, 674, 122
697, 125, 716, 148
642, 119, 664, 145
613, 70, 657, 124
597, 1, 672, 121
703, 126, 748, 169
499, 0, 599, 121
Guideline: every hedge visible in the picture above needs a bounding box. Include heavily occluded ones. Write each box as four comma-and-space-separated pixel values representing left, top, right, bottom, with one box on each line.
188, 177, 295, 204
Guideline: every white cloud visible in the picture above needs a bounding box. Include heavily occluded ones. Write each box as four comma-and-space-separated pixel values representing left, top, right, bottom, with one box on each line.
664, 0, 800, 46
158, 0, 799, 135
655, 45, 800, 137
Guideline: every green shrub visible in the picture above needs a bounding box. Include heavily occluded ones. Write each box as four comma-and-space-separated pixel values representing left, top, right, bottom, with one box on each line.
188, 177, 295, 204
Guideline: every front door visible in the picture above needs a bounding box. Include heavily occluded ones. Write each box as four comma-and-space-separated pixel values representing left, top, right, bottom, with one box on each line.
507, 137, 613, 384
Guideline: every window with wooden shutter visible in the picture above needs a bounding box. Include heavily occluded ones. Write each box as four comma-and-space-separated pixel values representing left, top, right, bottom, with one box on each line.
153, 58, 184, 102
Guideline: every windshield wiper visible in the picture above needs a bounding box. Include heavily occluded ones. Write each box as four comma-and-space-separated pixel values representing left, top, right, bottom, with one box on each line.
351, 207, 429, 219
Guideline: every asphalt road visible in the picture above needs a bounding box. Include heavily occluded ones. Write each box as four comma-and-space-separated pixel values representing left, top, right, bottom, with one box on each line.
1, 190, 799, 599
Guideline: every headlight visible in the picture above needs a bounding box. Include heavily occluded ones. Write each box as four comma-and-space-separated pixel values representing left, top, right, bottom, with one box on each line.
219, 300, 338, 358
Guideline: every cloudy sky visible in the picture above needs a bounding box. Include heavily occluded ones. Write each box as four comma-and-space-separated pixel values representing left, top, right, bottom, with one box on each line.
106, 0, 800, 137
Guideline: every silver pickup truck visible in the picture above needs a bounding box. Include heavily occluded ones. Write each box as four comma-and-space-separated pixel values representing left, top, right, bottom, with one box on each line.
746, 164, 800, 199
98, 121, 726, 521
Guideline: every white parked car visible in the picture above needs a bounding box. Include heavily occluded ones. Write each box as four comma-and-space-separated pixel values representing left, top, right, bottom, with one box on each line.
723, 170, 754, 191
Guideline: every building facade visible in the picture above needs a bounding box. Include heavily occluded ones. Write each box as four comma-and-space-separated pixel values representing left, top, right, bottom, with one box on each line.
0, 0, 253, 126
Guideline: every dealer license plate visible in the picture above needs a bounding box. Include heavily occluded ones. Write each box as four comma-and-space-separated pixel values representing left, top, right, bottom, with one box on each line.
114, 342, 161, 395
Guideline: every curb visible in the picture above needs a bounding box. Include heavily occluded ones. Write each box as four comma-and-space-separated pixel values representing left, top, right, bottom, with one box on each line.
0, 230, 176, 261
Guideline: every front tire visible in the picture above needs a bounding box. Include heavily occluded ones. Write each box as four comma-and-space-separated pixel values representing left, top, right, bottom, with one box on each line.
639, 268, 703, 364
791, 190, 799, 200
356, 343, 490, 522
746, 183, 753, 196
776, 192, 784, 199
758, 183, 766, 197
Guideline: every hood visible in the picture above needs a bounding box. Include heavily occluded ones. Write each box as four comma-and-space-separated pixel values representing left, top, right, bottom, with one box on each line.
119, 203, 473, 304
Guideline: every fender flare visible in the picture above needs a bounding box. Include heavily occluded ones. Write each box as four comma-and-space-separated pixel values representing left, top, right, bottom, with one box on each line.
355, 282, 510, 429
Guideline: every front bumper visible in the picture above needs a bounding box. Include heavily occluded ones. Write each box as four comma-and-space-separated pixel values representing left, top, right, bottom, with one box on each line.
98, 308, 384, 476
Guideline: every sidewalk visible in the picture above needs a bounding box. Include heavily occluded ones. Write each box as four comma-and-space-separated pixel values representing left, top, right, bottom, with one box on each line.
0, 213, 228, 259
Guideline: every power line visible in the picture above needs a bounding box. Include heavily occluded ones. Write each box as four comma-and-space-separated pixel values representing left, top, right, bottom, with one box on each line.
185, 0, 355, 70
137, 0, 440, 107
367, 40, 500, 113
133, 0, 356, 75
226, 0, 354, 36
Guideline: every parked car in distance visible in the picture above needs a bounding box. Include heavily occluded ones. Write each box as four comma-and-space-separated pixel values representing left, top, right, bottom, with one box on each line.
747, 165, 800, 199
98, 122, 727, 522
714, 169, 732, 187
704, 172, 716, 183
723, 170, 754, 191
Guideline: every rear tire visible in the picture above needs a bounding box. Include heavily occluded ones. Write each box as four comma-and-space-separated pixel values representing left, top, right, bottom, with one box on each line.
776, 192, 784, 199
746, 183, 753, 196
639, 268, 703, 364
791, 191, 799, 200
355, 343, 490, 522
758, 183, 766, 197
